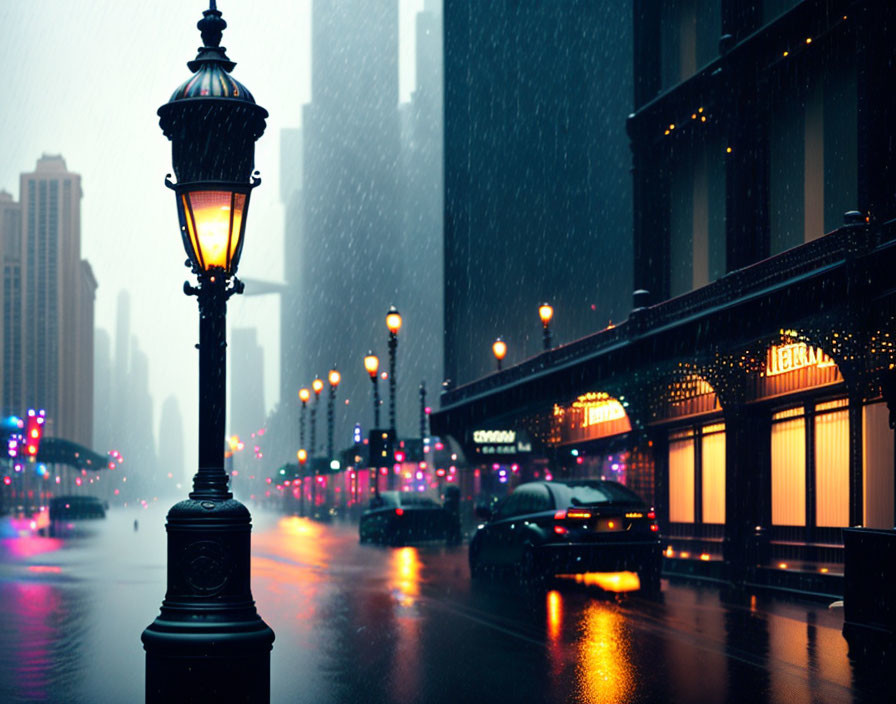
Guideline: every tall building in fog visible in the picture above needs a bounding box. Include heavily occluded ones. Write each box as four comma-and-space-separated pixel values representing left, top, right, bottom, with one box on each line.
158, 395, 186, 487
280, 127, 304, 414
398, 0, 443, 425
93, 329, 112, 452
230, 327, 266, 439
294, 0, 403, 449
443, 1, 633, 385
0, 190, 23, 418
1, 156, 97, 446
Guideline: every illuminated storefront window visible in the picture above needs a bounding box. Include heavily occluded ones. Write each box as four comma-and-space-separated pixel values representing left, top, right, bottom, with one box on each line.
667, 422, 726, 525
668, 429, 695, 523
771, 407, 807, 526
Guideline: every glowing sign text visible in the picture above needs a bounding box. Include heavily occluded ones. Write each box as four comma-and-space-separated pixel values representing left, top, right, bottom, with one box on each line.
765, 343, 836, 377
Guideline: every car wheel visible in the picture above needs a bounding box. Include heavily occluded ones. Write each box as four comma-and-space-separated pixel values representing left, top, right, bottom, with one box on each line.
517, 545, 545, 592
469, 541, 487, 580
639, 568, 661, 597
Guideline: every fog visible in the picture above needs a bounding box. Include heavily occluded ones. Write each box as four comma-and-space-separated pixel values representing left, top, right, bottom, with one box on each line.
0, 0, 430, 484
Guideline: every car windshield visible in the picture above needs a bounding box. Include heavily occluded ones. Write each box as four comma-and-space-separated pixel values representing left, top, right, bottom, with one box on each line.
561, 481, 644, 506
399, 494, 440, 508
368, 492, 399, 509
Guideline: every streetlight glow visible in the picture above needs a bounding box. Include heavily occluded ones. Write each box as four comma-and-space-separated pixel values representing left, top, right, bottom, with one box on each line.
299, 387, 310, 403
386, 306, 403, 334
493, 338, 507, 360
329, 368, 341, 387
539, 303, 554, 326
312, 377, 324, 395
364, 352, 380, 377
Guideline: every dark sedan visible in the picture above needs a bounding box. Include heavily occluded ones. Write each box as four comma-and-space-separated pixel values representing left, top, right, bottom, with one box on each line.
468, 480, 662, 592
359, 491, 454, 546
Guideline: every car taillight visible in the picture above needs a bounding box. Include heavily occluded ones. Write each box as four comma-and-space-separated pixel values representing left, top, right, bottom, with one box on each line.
650, 524, 659, 532
395, 508, 404, 516
554, 525, 568, 535
647, 509, 656, 520
554, 510, 567, 520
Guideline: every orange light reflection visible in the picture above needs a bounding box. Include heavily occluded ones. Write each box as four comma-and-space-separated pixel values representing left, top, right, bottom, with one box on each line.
390, 546, 421, 607
556, 571, 641, 593
577, 603, 635, 704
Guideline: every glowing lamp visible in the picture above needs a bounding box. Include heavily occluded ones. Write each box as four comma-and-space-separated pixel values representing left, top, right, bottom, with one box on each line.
299, 387, 310, 403
364, 351, 379, 378
492, 338, 507, 361
328, 368, 341, 387
386, 305, 402, 335
297, 449, 307, 464
312, 377, 324, 396
175, 188, 252, 274
539, 303, 553, 326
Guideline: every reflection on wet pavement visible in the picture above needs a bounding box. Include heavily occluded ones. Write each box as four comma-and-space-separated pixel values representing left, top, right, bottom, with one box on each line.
0, 507, 891, 703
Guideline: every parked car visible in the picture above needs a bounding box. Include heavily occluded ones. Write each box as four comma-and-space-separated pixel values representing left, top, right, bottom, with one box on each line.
48, 496, 106, 521
359, 491, 453, 545
468, 480, 662, 592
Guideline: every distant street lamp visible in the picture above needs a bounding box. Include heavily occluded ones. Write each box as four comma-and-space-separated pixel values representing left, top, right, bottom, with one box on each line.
311, 376, 324, 456
493, 338, 507, 371
298, 387, 310, 452
142, 3, 273, 700
327, 367, 340, 461
364, 351, 381, 428
419, 381, 427, 439
386, 306, 402, 435
539, 302, 554, 350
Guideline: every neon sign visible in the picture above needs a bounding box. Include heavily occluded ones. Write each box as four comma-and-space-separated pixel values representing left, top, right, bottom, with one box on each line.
765, 343, 835, 377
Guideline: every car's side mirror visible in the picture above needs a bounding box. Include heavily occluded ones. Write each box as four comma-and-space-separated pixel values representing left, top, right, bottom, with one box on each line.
474, 505, 493, 521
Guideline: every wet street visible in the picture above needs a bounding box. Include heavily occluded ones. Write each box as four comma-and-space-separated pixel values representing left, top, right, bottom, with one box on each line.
0, 505, 890, 703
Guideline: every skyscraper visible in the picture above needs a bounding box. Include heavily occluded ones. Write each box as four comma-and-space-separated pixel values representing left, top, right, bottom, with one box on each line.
0, 190, 23, 418
398, 0, 443, 429
443, 0, 633, 385
230, 327, 266, 440
293, 0, 403, 450
12, 155, 96, 446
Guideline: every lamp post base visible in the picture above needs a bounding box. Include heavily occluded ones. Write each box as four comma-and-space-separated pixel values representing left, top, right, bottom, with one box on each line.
142, 497, 274, 703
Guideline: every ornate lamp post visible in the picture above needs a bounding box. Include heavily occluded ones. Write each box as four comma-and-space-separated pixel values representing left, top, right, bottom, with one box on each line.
539, 302, 554, 350
364, 351, 381, 428
298, 386, 310, 452
386, 306, 402, 435
493, 338, 507, 371
142, 3, 274, 700
327, 367, 341, 461
311, 376, 324, 456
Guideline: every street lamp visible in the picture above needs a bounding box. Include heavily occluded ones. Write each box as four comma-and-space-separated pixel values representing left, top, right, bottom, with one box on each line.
364, 351, 381, 428
311, 376, 324, 456
142, 3, 273, 700
298, 387, 310, 453
327, 367, 340, 461
493, 338, 507, 371
386, 306, 402, 435
539, 302, 554, 350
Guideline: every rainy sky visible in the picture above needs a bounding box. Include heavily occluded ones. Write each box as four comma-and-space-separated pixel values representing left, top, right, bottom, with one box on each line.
0, 0, 426, 467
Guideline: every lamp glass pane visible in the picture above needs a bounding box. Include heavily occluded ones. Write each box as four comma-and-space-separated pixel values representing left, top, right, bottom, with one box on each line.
184, 190, 245, 271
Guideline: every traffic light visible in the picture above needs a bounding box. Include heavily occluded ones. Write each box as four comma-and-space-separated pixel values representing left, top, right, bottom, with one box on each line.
368, 429, 394, 466
25, 409, 45, 457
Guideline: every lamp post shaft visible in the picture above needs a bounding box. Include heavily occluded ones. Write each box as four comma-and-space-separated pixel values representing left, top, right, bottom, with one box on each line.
543, 325, 553, 351
327, 385, 335, 460
311, 397, 318, 455
300, 401, 306, 449
372, 376, 381, 428
419, 381, 427, 439
193, 275, 229, 498
388, 332, 397, 433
